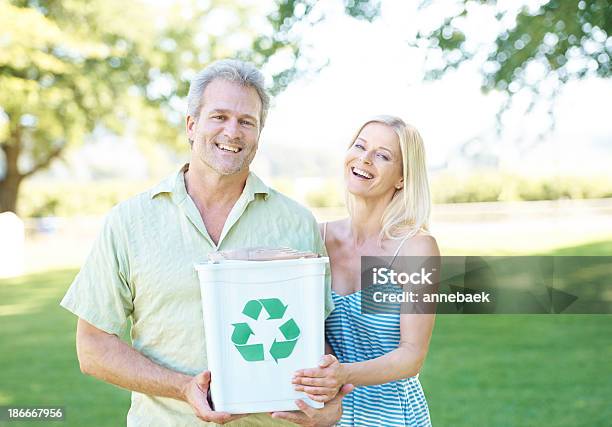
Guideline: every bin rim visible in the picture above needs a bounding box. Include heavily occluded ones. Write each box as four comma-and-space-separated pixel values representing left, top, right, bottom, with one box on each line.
195, 256, 329, 271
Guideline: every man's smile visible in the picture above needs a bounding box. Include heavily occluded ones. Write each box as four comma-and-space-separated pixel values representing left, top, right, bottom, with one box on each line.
215, 142, 242, 153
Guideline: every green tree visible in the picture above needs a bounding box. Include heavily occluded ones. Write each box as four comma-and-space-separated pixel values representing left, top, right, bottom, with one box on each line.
261, 0, 610, 94
0, 0, 454, 215
255, 0, 610, 116
0, 0, 314, 214
416, 0, 610, 97
1, 0, 158, 212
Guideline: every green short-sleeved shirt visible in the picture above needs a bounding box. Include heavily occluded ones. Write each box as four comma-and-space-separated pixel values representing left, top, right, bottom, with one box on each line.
61, 164, 333, 426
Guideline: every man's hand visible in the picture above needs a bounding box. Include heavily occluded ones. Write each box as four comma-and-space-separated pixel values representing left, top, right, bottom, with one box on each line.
183, 371, 246, 425
292, 355, 345, 403
270, 383, 354, 426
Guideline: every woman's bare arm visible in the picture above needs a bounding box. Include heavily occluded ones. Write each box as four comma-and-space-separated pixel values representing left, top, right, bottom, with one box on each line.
295, 235, 439, 390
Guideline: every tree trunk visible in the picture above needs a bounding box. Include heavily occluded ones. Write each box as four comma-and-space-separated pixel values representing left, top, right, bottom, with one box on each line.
0, 174, 22, 214
1, 119, 65, 214
0, 143, 23, 214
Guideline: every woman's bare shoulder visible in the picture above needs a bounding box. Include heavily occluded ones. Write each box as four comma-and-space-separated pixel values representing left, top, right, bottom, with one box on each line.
399, 233, 440, 257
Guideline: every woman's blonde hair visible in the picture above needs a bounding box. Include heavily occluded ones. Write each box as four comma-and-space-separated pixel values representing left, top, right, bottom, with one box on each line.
346, 115, 431, 244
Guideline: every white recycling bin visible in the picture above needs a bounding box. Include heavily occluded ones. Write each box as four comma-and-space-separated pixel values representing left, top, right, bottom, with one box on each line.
195, 257, 329, 414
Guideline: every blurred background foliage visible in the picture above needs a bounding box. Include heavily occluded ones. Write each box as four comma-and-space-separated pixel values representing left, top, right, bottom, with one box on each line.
417, 0, 611, 91
17, 173, 612, 216
1, 0, 611, 216
0, 0, 373, 213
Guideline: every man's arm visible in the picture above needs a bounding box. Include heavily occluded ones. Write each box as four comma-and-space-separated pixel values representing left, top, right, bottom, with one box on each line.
76, 318, 244, 424
77, 318, 189, 398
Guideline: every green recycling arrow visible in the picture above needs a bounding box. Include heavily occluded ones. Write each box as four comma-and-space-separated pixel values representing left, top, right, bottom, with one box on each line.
260, 298, 287, 319
279, 318, 300, 340
242, 300, 263, 320
270, 338, 298, 362
231, 323, 254, 345
232, 298, 300, 363
235, 343, 265, 361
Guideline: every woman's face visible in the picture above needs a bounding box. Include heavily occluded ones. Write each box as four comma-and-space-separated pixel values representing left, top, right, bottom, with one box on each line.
344, 122, 404, 199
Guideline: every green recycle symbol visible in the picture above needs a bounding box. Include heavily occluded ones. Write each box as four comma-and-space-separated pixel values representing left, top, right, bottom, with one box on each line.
231, 298, 300, 363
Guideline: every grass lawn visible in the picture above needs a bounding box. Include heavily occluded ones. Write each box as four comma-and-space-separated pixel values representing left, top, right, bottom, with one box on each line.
1, 240, 611, 426
0, 269, 130, 427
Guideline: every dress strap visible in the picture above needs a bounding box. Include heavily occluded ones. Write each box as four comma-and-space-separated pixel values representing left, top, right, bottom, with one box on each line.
322, 222, 328, 244
390, 235, 411, 266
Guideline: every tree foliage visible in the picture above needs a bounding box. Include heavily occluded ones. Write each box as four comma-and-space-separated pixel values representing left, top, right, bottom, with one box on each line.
0, 0, 302, 213
0, 0, 382, 214
259, 0, 610, 108
416, 0, 611, 97
267, 0, 610, 106
247, 0, 381, 94
5, 0, 606, 214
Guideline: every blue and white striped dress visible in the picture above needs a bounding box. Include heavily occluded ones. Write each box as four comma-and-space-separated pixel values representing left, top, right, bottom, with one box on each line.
326, 292, 432, 426
324, 226, 432, 426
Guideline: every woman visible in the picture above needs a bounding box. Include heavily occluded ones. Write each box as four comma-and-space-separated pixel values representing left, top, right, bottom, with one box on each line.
292, 115, 438, 426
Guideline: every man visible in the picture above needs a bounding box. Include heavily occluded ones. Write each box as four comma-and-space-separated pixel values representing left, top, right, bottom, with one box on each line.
61, 59, 350, 426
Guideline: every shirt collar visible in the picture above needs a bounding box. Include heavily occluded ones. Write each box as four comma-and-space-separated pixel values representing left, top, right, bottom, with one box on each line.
149, 164, 188, 200
150, 163, 270, 201
243, 170, 271, 201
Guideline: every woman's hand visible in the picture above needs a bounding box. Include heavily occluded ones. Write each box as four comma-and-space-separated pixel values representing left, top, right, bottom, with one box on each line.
292, 355, 346, 403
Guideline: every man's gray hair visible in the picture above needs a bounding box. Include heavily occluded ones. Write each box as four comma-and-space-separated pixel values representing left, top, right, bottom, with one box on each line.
187, 59, 270, 128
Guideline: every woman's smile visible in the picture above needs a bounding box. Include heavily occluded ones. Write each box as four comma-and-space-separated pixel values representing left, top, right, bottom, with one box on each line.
350, 166, 374, 180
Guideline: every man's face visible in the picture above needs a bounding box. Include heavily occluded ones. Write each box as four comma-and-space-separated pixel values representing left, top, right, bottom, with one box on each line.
186, 79, 262, 176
